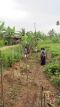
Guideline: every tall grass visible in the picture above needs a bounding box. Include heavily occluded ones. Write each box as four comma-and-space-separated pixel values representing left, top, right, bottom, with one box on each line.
37, 42, 60, 56
0, 45, 22, 68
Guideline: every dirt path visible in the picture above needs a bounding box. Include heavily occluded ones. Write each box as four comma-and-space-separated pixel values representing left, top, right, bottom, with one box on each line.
0, 53, 59, 107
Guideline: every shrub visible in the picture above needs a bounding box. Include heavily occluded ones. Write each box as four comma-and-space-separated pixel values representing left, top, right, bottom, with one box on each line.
45, 62, 60, 87
50, 76, 60, 87
0, 45, 22, 68
45, 63, 60, 76
0, 39, 4, 47
51, 51, 59, 58
57, 95, 60, 105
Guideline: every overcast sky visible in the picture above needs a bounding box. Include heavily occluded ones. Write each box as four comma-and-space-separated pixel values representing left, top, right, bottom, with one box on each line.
0, 0, 60, 33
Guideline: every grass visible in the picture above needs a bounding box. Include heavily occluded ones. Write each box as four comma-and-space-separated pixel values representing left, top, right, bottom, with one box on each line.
37, 42, 60, 57
0, 39, 5, 47
0, 45, 22, 68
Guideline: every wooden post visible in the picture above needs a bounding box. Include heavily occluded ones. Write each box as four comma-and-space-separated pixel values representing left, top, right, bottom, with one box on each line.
19, 43, 22, 83
0, 53, 4, 107
40, 86, 43, 107
44, 93, 46, 107
26, 56, 29, 107
11, 47, 14, 81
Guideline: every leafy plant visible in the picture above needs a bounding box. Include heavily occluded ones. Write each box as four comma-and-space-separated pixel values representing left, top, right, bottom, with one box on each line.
45, 62, 60, 77
0, 39, 4, 47
57, 95, 60, 105
50, 76, 60, 87
0, 45, 22, 68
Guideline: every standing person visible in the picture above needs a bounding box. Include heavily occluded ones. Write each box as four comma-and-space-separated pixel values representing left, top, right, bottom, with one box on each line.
27, 44, 30, 54
24, 46, 28, 58
40, 48, 46, 65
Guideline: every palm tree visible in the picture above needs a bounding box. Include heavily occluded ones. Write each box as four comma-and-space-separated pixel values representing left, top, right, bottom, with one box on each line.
56, 21, 60, 33
48, 29, 55, 37
21, 28, 25, 36
5, 26, 15, 45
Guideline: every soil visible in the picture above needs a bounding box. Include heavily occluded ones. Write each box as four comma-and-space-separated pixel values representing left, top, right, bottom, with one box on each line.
0, 52, 59, 107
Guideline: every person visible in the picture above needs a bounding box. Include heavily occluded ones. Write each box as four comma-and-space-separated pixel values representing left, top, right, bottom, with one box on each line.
26, 44, 30, 54
40, 48, 46, 65
24, 46, 28, 58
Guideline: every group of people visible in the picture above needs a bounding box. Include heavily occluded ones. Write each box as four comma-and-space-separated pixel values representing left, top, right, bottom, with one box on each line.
24, 46, 46, 65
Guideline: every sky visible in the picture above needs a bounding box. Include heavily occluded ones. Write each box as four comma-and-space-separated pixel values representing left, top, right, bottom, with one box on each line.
0, 0, 60, 33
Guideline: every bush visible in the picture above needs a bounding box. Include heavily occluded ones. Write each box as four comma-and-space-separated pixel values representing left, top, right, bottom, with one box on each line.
52, 36, 60, 43
57, 95, 60, 105
50, 76, 60, 87
0, 39, 4, 47
45, 62, 60, 87
0, 45, 22, 68
45, 63, 60, 76
51, 51, 59, 58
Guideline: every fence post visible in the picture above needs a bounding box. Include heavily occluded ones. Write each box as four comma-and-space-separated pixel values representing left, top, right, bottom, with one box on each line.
0, 51, 4, 107
40, 85, 43, 107
26, 56, 29, 107
44, 93, 46, 107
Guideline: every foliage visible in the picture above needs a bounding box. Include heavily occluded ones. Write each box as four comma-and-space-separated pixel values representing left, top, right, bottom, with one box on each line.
57, 95, 60, 105
0, 21, 5, 38
51, 36, 60, 43
4, 26, 15, 45
50, 76, 60, 87
0, 39, 4, 47
45, 61, 60, 87
21, 34, 33, 47
0, 45, 22, 68
48, 29, 56, 37
26, 31, 33, 37
45, 62, 60, 76
21, 28, 25, 36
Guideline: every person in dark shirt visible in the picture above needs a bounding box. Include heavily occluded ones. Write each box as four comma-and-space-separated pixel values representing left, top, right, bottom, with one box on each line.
24, 46, 28, 58
40, 48, 46, 65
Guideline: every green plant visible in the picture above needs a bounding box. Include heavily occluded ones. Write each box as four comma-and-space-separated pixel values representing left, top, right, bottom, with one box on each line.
0, 45, 22, 68
45, 62, 60, 87
45, 63, 60, 76
57, 95, 60, 105
50, 76, 60, 87
0, 39, 4, 47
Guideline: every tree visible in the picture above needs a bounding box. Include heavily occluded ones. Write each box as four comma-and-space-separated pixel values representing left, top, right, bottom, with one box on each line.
0, 21, 6, 38
21, 28, 25, 36
48, 29, 56, 37
5, 26, 15, 45
56, 21, 60, 33
56, 21, 60, 26
26, 31, 33, 37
